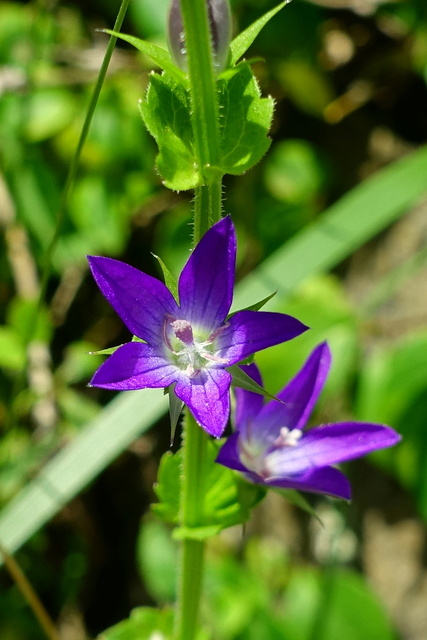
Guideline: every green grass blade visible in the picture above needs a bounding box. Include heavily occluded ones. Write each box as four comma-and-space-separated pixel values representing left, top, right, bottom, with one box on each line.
233, 144, 427, 310
0, 390, 166, 559
1, 144, 427, 559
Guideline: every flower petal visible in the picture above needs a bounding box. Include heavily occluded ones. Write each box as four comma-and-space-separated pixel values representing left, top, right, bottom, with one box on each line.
88, 256, 179, 345
216, 432, 249, 472
265, 422, 401, 477
233, 364, 265, 438
265, 466, 351, 500
175, 368, 232, 437
217, 310, 308, 364
178, 217, 235, 333
90, 342, 177, 390
256, 342, 331, 443
216, 434, 352, 499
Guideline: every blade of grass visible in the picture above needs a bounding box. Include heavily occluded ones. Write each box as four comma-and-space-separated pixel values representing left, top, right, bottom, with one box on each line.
232, 145, 427, 310
39, 0, 131, 291
9, 0, 132, 418
0, 389, 167, 560
1, 145, 427, 560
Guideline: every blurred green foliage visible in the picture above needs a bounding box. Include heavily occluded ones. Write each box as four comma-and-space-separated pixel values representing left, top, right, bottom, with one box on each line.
1, 0, 427, 638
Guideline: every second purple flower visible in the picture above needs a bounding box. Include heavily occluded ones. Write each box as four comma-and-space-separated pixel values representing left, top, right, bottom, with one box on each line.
88, 217, 307, 437
216, 342, 401, 498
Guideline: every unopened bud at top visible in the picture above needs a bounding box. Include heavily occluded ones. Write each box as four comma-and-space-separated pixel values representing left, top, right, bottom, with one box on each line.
168, 0, 231, 73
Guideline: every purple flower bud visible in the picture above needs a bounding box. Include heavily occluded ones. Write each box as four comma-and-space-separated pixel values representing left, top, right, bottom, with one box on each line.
168, 0, 231, 73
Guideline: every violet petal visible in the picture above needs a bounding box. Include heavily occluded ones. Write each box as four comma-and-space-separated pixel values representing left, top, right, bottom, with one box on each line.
256, 342, 331, 443
218, 310, 308, 364
265, 466, 352, 500
90, 342, 177, 390
175, 368, 232, 437
88, 256, 179, 345
215, 432, 248, 472
233, 363, 264, 438
264, 422, 402, 477
178, 217, 235, 334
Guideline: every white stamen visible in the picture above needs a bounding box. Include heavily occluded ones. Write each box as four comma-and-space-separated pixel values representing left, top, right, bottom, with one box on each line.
274, 427, 303, 448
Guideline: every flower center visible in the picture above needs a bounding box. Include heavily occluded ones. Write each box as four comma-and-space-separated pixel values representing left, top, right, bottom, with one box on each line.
163, 316, 228, 377
239, 426, 303, 480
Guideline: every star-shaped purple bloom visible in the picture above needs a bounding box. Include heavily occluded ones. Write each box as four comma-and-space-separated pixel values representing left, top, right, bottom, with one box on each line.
88, 217, 308, 437
216, 342, 401, 499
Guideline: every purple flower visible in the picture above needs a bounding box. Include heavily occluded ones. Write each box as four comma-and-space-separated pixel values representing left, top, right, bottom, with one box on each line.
88, 217, 307, 437
216, 342, 401, 499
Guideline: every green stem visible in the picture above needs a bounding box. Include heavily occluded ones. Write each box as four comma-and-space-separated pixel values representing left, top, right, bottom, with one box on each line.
194, 181, 223, 240
174, 411, 207, 640
180, 0, 221, 184
174, 2, 224, 637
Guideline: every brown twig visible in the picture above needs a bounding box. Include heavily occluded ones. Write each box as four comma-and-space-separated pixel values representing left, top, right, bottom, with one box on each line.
0, 542, 60, 640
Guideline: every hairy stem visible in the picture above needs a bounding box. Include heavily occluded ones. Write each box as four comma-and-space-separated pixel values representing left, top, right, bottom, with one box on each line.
194, 181, 223, 240
174, 411, 207, 640
180, 0, 221, 185
174, 2, 225, 638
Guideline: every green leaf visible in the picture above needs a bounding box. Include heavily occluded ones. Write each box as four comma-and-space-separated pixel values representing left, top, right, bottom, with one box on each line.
103, 29, 186, 84
152, 252, 179, 300
88, 344, 124, 356
168, 384, 183, 445
99, 607, 173, 640
137, 519, 177, 603
228, 364, 279, 402
141, 62, 274, 187
272, 488, 324, 523
0, 327, 25, 371
8, 298, 52, 344
153, 442, 265, 537
282, 567, 395, 640
228, 291, 276, 316
139, 72, 200, 190
152, 450, 181, 525
229, 1, 290, 66
218, 62, 274, 175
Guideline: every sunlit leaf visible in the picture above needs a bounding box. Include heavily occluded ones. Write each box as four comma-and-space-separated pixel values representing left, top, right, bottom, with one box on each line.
168, 384, 183, 445
229, 1, 290, 66
153, 442, 265, 537
137, 518, 177, 603
228, 364, 279, 401
218, 62, 274, 175
103, 29, 186, 84
152, 252, 179, 300
139, 71, 199, 190
88, 345, 124, 356
99, 607, 173, 640
282, 567, 395, 640
0, 327, 25, 371
272, 488, 323, 523
228, 292, 276, 317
